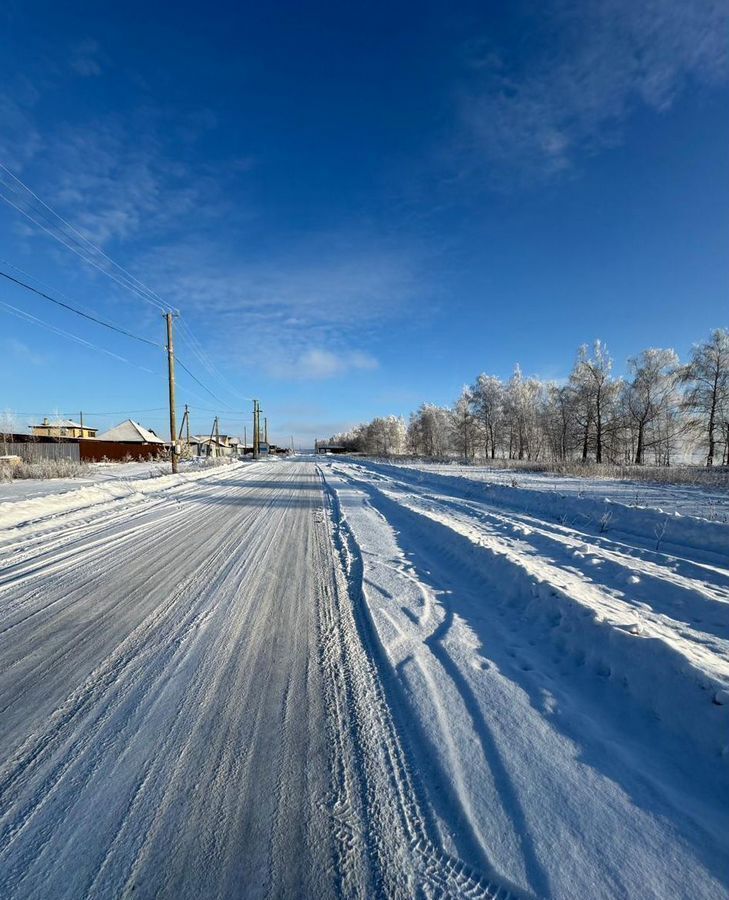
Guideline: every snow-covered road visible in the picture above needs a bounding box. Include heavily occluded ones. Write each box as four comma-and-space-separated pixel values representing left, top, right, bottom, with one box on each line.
1, 458, 728, 898
0, 461, 499, 899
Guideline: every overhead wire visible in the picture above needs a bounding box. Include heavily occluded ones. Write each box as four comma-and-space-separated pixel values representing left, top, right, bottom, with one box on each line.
175, 357, 238, 409
0, 166, 252, 405
0, 186, 169, 314
0, 163, 255, 413
0, 300, 158, 373
0, 268, 163, 348
176, 317, 249, 403
0, 162, 169, 313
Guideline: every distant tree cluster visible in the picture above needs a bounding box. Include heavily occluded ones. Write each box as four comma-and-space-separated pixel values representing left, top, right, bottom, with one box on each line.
330, 329, 729, 467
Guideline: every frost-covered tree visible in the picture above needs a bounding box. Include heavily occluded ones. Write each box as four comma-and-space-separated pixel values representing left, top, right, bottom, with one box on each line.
407, 404, 451, 458
504, 366, 544, 460
541, 384, 575, 461
0, 409, 18, 454
569, 341, 619, 463
470, 374, 504, 459
625, 348, 680, 465
683, 329, 729, 466
365, 415, 407, 456
450, 388, 478, 462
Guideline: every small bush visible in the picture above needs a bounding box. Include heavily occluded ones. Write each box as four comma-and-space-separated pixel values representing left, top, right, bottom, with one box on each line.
8, 458, 91, 480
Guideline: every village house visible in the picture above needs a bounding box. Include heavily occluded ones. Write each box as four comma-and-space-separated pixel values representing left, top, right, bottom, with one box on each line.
31, 417, 98, 439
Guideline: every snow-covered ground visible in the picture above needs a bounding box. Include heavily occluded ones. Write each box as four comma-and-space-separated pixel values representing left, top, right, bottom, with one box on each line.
0, 458, 213, 503
320, 458, 729, 899
1, 457, 727, 898
0, 459, 240, 529
0, 460, 500, 899
384, 460, 729, 521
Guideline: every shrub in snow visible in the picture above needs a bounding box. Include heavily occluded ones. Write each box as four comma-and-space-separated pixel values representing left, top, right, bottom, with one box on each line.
9, 459, 91, 480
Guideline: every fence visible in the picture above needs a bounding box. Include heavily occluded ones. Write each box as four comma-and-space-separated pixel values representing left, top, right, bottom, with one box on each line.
79, 439, 167, 462
1, 441, 80, 462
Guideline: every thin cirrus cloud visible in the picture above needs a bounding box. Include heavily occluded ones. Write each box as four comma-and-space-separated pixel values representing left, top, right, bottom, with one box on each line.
69, 39, 105, 78
139, 238, 421, 378
0, 78, 420, 381
294, 348, 379, 380
456, 0, 729, 182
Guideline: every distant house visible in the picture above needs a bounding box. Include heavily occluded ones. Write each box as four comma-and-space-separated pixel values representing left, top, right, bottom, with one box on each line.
79, 419, 167, 462
190, 434, 240, 457
31, 417, 97, 439
95, 420, 165, 444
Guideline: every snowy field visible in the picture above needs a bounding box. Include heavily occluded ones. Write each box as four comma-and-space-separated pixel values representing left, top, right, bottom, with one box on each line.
379, 460, 729, 521
0, 457, 727, 898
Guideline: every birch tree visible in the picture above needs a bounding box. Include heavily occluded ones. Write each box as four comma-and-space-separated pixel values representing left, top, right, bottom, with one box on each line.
684, 329, 729, 466
625, 348, 680, 464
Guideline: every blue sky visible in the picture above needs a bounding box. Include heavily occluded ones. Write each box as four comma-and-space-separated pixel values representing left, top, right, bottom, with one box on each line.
1, 0, 727, 446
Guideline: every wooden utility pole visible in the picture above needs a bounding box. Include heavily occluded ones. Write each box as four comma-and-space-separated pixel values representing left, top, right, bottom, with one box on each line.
79, 411, 84, 438
253, 400, 259, 459
165, 312, 178, 474
209, 417, 218, 458
215, 416, 221, 458
177, 405, 191, 455
264, 417, 268, 445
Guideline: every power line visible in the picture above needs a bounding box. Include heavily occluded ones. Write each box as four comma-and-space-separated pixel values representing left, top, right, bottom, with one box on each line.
0, 186, 170, 315
176, 357, 237, 409
9, 407, 169, 416
176, 317, 248, 403
0, 262, 237, 413
0, 268, 163, 348
0, 257, 111, 321
0, 165, 257, 423
0, 300, 158, 374
0, 163, 170, 314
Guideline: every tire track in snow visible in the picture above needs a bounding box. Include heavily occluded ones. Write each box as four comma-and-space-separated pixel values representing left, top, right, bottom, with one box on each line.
323, 460, 729, 899
0, 460, 517, 899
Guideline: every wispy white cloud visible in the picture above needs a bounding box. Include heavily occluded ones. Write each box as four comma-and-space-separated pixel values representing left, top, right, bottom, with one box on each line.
0, 78, 42, 170
44, 115, 228, 246
69, 39, 105, 78
456, 0, 729, 182
0, 82, 235, 249
292, 348, 379, 380
139, 236, 422, 378
3, 337, 47, 366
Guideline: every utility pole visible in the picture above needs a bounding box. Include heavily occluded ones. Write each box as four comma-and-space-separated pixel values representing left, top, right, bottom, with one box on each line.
215, 416, 221, 458
253, 400, 259, 459
165, 312, 178, 474
264, 417, 268, 445
177, 404, 191, 458
79, 411, 84, 438
209, 417, 217, 458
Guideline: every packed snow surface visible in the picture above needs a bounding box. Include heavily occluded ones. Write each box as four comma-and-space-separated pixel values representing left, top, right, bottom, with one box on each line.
0, 457, 727, 898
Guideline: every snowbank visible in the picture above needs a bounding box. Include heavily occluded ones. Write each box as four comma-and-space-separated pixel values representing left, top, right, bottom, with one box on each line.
0, 460, 251, 532
349, 460, 729, 563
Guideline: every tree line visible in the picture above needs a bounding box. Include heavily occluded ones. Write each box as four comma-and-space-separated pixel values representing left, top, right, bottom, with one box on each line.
330, 329, 729, 467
